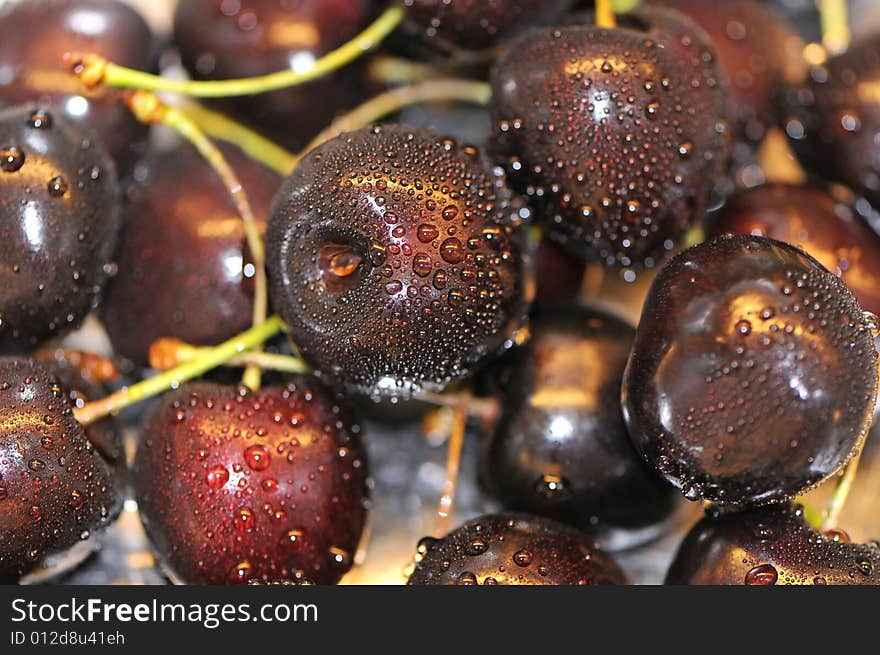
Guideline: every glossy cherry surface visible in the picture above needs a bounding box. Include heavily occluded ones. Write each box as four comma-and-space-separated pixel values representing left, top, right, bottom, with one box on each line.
134, 379, 368, 585
667, 504, 880, 585
784, 35, 880, 208
102, 143, 281, 365
408, 513, 627, 585
0, 0, 157, 173
267, 125, 528, 397
707, 183, 880, 316
533, 239, 585, 305
490, 16, 728, 269
0, 357, 122, 583
483, 305, 680, 549
0, 105, 121, 354
174, 0, 376, 149
622, 234, 878, 504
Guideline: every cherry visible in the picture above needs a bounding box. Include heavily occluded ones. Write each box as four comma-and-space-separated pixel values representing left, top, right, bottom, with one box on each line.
266, 124, 529, 398
666, 504, 880, 585
0, 105, 121, 354
482, 305, 680, 550
490, 16, 728, 269
101, 142, 281, 366
784, 35, 880, 209
0, 0, 157, 174
533, 239, 585, 306
0, 357, 122, 583
133, 379, 368, 585
652, 0, 806, 154
706, 183, 880, 316
622, 234, 878, 505
173, 0, 377, 149
401, 0, 576, 53
408, 513, 627, 585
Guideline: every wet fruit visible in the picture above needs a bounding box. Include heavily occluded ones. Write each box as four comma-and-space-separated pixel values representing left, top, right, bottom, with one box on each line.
666, 504, 880, 585
174, 0, 376, 149
784, 34, 880, 208
0, 105, 121, 354
102, 143, 281, 365
483, 305, 680, 550
0, 0, 157, 173
0, 357, 122, 583
133, 379, 368, 585
408, 513, 627, 585
266, 124, 528, 397
490, 18, 728, 269
622, 234, 878, 504
707, 183, 880, 315
533, 239, 585, 305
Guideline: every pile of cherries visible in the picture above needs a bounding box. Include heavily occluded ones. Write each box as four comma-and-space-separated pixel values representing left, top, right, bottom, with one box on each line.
2, 0, 880, 586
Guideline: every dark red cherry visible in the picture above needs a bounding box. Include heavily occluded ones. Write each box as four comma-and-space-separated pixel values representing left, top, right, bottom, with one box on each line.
622, 234, 878, 504
667, 504, 880, 585
101, 143, 281, 366
133, 379, 368, 585
266, 125, 529, 397
0, 0, 157, 174
407, 513, 627, 585
483, 305, 680, 550
653, 0, 806, 152
533, 239, 585, 306
784, 35, 880, 209
490, 18, 728, 269
0, 105, 121, 354
0, 357, 122, 583
707, 183, 880, 316
173, 0, 376, 150
401, 0, 575, 53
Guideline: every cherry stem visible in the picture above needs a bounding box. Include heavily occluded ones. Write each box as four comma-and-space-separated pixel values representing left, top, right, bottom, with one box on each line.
149, 338, 310, 375
415, 389, 499, 421
596, 0, 617, 29
819, 0, 851, 55
125, 91, 269, 390
183, 102, 297, 177
821, 450, 862, 531
435, 397, 469, 537
65, 5, 405, 97
73, 316, 286, 427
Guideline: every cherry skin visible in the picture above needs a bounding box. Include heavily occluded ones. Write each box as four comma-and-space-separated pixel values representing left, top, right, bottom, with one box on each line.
408, 513, 628, 585
0, 0, 157, 174
0, 357, 122, 583
173, 0, 376, 150
706, 183, 880, 316
482, 305, 680, 550
101, 143, 281, 366
622, 234, 878, 505
490, 17, 728, 269
666, 504, 880, 585
0, 105, 121, 354
784, 35, 880, 209
533, 239, 585, 306
266, 125, 529, 398
133, 379, 368, 585
651, 0, 806, 154
401, 0, 575, 53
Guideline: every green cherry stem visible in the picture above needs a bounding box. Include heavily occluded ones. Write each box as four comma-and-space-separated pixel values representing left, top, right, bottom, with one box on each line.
596, 0, 617, 29
149, 338, 310, 376
65, 4, 405, 97
821, 451, 863, 531
125, 91, 269, 390
73, 317, 287, 427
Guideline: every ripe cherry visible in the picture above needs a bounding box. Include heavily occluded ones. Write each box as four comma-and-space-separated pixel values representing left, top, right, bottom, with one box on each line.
490, 16, 728, 269
102, 142, 281, 366
482, 305, 680, 550
622, 234, 878, 505
0, 0, 157, 174
0, 357, 122, 583
133, 379, 368, 585
0, 105, 121, 354
667, 504, 880, 585
707, 183, 880, 316
408, 513, 627, 585
266, 124, 529, 398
